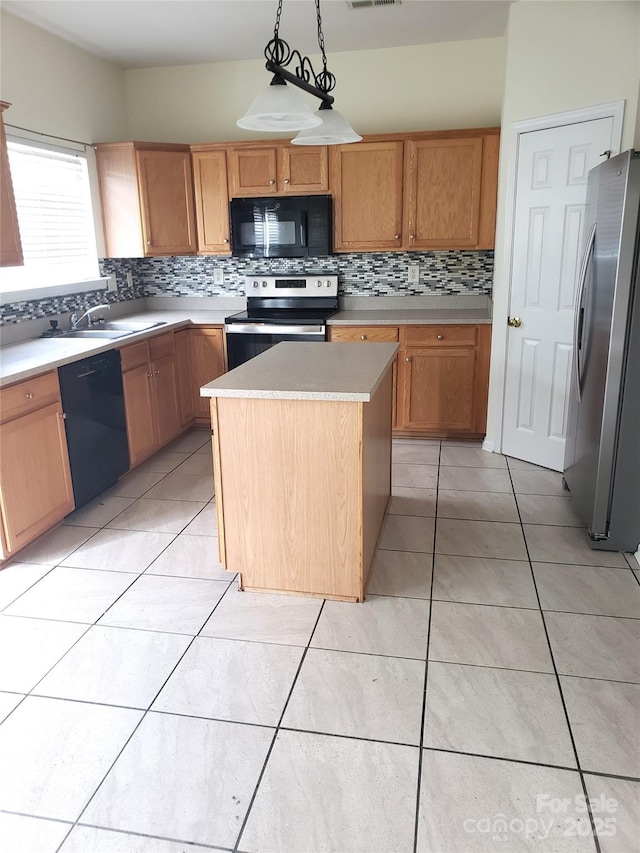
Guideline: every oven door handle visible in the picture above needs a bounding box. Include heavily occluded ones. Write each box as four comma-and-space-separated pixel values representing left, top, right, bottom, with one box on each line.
224, 323, 326, 335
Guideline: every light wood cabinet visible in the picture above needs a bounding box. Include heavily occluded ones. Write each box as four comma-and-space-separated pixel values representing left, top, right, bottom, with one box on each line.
227, 144, 328, 197
331, 141, 405, 251
175, 328, 196, 425
96, 142, 197, 258
396, 324, 491, 438
120, 333, 182, 466
329, 323, 491, 438
0, 371, 74, 556
189, 327, 226, 422
0, 102, 23, 267
191, 149, 231, 255
330, 130, 499, 252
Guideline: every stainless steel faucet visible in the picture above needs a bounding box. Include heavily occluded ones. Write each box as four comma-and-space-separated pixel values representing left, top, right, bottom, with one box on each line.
70, 303, 110, 329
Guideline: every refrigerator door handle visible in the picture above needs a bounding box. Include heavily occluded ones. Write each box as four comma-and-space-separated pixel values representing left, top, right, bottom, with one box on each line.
573, 223, 596, 402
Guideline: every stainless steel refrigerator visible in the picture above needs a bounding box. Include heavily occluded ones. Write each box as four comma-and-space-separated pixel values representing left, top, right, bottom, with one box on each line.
564, 149, 640, 553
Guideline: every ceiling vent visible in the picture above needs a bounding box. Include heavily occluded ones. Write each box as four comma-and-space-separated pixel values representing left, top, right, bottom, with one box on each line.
347, 0, 402, 9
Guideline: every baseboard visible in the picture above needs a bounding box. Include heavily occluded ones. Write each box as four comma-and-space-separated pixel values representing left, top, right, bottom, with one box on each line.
482, 438, 495, 453
633, 548, 640, 568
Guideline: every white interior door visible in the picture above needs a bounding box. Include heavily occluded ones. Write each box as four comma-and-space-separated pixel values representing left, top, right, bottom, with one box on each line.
502, 118, 615, 471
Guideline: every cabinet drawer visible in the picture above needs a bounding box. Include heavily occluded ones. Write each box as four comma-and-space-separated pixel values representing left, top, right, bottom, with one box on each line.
0, 371, 60, 423
329, 326, 399, 343
401, 324, 478, 347
149, 331, 175, 361
120, 341, 149, 372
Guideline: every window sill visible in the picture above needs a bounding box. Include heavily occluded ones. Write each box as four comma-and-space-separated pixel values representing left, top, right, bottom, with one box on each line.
0, 277, 110, 306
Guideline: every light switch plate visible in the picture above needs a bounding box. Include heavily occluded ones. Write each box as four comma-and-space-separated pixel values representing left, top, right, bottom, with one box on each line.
107, 274, 117, 292
213, 268, 224, 285
408, 264, 419, 284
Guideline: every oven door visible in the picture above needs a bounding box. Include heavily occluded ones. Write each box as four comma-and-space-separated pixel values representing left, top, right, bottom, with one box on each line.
225, 323, 326, 370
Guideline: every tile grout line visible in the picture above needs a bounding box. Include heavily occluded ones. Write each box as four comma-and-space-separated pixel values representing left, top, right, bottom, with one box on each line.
412, 440, 441, 853
50, 471, 232, 853
505, 456, 602, 853
232, 599, 327, 853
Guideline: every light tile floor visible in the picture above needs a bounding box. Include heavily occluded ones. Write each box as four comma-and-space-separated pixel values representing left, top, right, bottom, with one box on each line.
0, 430, 639, 853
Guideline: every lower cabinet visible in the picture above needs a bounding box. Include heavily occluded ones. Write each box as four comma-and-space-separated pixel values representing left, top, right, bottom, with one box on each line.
120, 333, 182, 467
0, 371, 74, 556
174, 326, 226, 425
329, 323, 491, 438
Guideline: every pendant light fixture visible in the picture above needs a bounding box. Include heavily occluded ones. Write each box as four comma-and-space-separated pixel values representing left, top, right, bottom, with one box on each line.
237, 0, 362, 145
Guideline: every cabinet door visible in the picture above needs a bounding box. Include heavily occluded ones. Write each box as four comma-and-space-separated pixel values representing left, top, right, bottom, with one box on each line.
398, 345, 477, 433
0, 104, 23, 267
331, 141, 404, 251
175, 329, 195, 425
192, 150, 231, 254
151, 354, 182, 447
0, 402, 74, 554
279, 146, 328, 193
190, 328, 225, 420
122, 364, 156, 466
227, 147, 278, 196
136, 150, 197, 255
405, 137, 483, 249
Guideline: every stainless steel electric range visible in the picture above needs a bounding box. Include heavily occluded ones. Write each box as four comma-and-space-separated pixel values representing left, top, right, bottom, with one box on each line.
225, 275, 339, 370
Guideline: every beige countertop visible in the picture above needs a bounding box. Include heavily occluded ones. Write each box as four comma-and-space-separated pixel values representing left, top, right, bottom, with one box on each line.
328, 308, 492, 325
0, 302, 492, 387
200, 341, 399, 402
0, 310, 228, 387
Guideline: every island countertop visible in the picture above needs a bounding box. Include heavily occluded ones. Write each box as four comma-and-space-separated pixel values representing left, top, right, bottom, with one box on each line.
200, 341, 399, 402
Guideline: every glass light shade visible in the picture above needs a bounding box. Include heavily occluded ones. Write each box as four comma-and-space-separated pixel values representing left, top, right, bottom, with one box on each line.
291, 108, 362, 145
236, 82, 322, 132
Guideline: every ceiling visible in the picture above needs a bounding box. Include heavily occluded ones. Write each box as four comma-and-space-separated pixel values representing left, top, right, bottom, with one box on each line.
3, 0, 512, 69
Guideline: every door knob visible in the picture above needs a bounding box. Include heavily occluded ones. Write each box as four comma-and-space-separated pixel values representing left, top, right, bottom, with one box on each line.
507, 316, 522, 328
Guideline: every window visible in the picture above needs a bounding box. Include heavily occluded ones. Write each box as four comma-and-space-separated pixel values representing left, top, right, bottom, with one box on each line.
0, 139, 104, 301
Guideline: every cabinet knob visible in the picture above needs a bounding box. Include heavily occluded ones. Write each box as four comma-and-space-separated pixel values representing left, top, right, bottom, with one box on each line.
59, 412, 67, 420
147, 372, 152, 378
437, 334, 444, 340
394, 234, 400, 240
360, 335, 367, 340
269, 179, 275, 185
507, 316, 523, 328
25, 392, 35, 399
409, 234, 416, 240
147, 240, 152, 247
154, 369, 160, 375
223, 238, 229, 243
284, 179, 290, 184
405, 356, 412, 363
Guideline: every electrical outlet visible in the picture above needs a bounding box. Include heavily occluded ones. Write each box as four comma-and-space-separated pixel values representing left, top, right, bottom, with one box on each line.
126, 271, 133, 288
107, 273, 117, 292
213, 268, 224, 286
408, 264, 419, 284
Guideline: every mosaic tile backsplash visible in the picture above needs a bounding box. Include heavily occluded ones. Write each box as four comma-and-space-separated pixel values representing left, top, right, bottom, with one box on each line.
1, 251, 493, 325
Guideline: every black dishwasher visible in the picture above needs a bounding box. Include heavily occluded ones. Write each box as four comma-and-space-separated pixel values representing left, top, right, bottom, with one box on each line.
58, 350, 129, 509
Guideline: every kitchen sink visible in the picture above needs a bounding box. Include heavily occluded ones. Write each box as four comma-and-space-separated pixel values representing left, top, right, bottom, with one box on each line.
92, 320, 167, 332
57, 320, 167, 340
59, 328, 132, 339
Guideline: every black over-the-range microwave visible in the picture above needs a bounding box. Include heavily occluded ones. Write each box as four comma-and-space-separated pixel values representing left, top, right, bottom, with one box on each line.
230, 194, 332, 259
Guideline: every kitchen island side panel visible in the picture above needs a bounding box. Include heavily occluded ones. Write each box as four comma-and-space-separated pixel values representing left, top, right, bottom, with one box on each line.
360, 368, 393, 592
215, 396, 362, 600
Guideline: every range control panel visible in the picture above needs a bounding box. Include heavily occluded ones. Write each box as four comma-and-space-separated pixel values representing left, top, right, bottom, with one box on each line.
244, 275, 338, 298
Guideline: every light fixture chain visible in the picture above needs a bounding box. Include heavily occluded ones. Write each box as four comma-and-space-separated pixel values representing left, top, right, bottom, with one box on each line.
274, 0, 284, 41
315, 0, 328, 73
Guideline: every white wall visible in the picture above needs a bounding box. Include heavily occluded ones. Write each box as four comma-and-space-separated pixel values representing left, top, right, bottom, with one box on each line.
0, 12, 130, 256
485, 0, 640, 453
124, 38, 505, 143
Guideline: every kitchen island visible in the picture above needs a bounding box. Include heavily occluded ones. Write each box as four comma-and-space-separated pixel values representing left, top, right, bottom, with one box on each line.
200, 341, 398, 602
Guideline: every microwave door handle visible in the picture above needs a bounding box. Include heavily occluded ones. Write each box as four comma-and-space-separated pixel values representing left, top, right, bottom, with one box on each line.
300, 211, 306, 247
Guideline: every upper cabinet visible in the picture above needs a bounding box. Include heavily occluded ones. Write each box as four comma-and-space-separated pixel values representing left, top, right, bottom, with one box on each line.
0, 102, 24, 267
96, 142, 197, 258
227, 144, 328, 197
191, 149, 231, 255
330, 141, 405, 252
330, 129, 500, 253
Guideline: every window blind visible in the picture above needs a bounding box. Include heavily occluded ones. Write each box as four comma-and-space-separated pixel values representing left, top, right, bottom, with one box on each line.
5, 141, 99, 285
